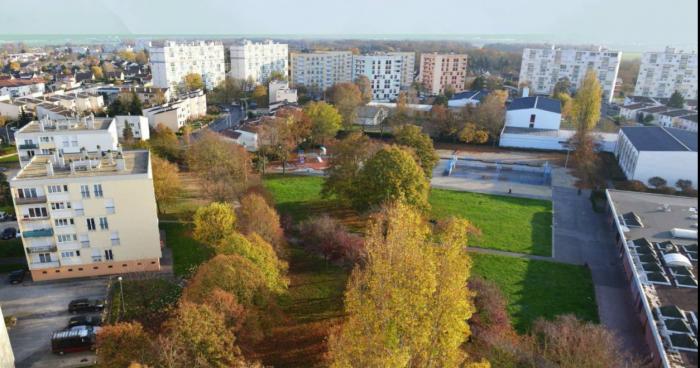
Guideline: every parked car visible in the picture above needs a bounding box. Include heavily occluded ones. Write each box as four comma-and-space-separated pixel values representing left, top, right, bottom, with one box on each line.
66, 315, 102, 329
7, 269, 26, 284
51, 325, 100, 355
1, 227, 17, 240
68, 299, 105, 314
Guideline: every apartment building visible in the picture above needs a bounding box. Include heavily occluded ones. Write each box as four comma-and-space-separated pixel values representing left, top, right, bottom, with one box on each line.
142, 90, 207, 131
634, 47, 698, 100
0, 78, 45, 98
518, 46, 622, 103
419, 53, 469, 95
15, 116, 119, 168
352, 53, 415, 101
290, 51, 354, 93
114, 115, 150, 141
149, 40, 225, 93
268, 80, 297, 104
229, 40, 288, 84
10, 150, 162, 281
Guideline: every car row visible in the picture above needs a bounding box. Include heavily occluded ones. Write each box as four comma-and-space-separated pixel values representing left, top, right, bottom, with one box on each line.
50, 299, 106, 355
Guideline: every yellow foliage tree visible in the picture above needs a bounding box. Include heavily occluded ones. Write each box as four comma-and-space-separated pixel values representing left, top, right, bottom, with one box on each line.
571, 70, 602, 132
183, 73, 204, 92
193, 202, 237, 246
150, 155, 181, 214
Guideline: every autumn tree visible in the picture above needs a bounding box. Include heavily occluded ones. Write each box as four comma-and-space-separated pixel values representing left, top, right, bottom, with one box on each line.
258, 108, 310, 173
570, 69, 602, 188
394, 124, 439, 178
91, 65, 104, 79
209, 77, 244, 105
237, 193, 286, 256
149, 124, 182, 162
151, 155, 181, 214
322, 131, 382, 204
354, 75, 373, 104
183, 73, 204, 92
388, 92, 413, 132
328, 202, 476, 367
352, 146, 430, 211
329, 82, 362, 128
303, 101, 342, 145
118, 50, 136, 62
193, 202, 237, 246
426, 104, 459, 140
473, 90, 508, 144
668, 90, 685, 109
555, 92, 573, 121
188, 131, 251, 202
96, 322, 157, 368
251, 85, 268, 107
134, 50, 149, 65
553, 77, 571, 96
122, 121, 134, 144
458, 123, 490, 144
268, 70, 287, 82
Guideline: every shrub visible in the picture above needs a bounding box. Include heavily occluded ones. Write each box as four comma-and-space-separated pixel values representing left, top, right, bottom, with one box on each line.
618, 180, 647, 192
647, 176, 667, 189
655, 186, 677, 195
298, 215, 365, 266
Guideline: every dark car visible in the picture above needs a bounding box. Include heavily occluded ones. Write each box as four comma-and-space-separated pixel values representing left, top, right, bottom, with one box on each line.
8, 269, 26, 284
51, 326, 100, 355
1, 227, 17, 240
68, 299, 105, 314
67, 315, 102, 329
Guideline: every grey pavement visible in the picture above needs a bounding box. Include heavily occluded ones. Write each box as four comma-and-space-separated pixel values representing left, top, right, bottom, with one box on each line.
0, 277, 109, 367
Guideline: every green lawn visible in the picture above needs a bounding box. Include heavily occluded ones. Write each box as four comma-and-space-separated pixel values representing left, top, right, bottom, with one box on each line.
0, 238, 23, 258
0, 154, 18, 164
107, 278, 182, 330
159, 222, 213, 276
263, 175, 329, 223
471, 253, 598, 333
430, 189, 552, 256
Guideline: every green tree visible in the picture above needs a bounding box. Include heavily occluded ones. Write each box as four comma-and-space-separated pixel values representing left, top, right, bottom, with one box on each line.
471, 76, 486, 90
193, 202, 237, 246
354, 76, 373, 104
149, 124, 181, 162
128, 92, 142, 115
214, 232, 288, 293
183, 73, 204, 92
394, 124, 439, 178
151, 155, 181, 214
209, 77, 244, 105
667, 90, 685, 109
122, 121, 134, 143
322, 131, 382, 204
328, 202, 476, 367
553, 77, 571, 96
268, 70, 287, 82
303, 101, 342, 145
648, 176, 667, 189
329, 82, 363, 128
353, 146, 430, 211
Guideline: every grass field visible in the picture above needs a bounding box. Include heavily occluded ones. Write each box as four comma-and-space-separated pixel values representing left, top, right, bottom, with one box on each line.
108, 278, 182, 330
471, 253, 598, 332
0, 238, 23, 258
160, 222, 212, 276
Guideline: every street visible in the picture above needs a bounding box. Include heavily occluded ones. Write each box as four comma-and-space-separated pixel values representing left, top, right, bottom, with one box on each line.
206, 105, 244, 133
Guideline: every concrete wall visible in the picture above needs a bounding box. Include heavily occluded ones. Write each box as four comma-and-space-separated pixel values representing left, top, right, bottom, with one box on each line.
0, 306, 14, 368
499, 133, 567, 151
634, 151, 698, 189
506, 107, 561, 130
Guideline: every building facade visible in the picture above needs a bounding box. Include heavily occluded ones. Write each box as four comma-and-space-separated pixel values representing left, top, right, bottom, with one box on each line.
229, 40, 288, 85
142, 90, 207, 131
352, 53, 415, 101
0, 78, 45, 98
634, 47, 698, 100
0, 306, 13, 368
114, 115, 150, 141
10, 150, 162, 281
419, 53, 469, 95
268, 80, 297, 105
518, 46, 621, 103
149, 41, 225, 93
290, 51, 354, 93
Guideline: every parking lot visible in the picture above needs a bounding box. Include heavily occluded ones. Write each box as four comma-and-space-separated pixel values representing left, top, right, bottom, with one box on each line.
0, 277, 109, 367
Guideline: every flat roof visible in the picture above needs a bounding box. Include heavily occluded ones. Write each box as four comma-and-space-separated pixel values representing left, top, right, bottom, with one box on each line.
14, 150, 149, 180
607, 190, 698, 367
18, 118, 113, 134
507, 96, 561, 114
621, 127, 698, 152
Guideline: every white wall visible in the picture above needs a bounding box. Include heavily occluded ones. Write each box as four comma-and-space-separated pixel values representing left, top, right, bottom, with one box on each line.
115, 115, 150, 140
0, 306, 14, 368
633, 151, 698, 189
505, 108, 561, 130
499, 133, 568, 151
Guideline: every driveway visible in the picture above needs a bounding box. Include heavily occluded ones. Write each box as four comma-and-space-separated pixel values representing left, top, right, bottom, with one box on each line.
0, 277, 109, 367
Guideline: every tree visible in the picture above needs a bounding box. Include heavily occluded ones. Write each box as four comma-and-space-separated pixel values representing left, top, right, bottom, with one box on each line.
251, 85, 268, 107
676, 179, 693, 191
237, 193, 286, 256
570, 70, 602, 188
458, 123, 489, 144
8, 61, 20, 72
354, 76, 373, 104
214, 232, 288, 293
471, 76, 486, 90
426, 104, 459, 140
151, 90, 167, 106
118, 50, 136, 62
353, 146, 430, 211
329, 82, 362, 128
193, 202, 237, 246
134, 51, 149, 65
91, 65, 104, 79
258, 109, 310, 173
128, 92, 142, 115
298, 216, 365, 265
394, 124, 439, 178
444, 85, 456, 99
122, 121, 134, 143
151, 155, 181, 214
303, 101, 342, 145
555, 92, 573, 121
553, 77, 571, 96
183, 73, 204, 92
473, 90, 508, 144
648, 176, 667, 189
96, 322, 157, 368
328, 202, 476, 367
268, 70, 287, 82
668, 90, 685, 109
209, 77, 244, 105
188, 131, 252, 202
322, 131, 382, 204
150, 124, 182, 162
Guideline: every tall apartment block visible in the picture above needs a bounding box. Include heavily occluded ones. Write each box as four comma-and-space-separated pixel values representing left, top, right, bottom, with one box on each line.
149, 40, 225, 93
352, 52, 416, 101
518, 46, 622, 103
419, 53, 469, 95
290, 51, 354, 93
229, 40, 288, 85
634, 47, 698, 100
10, 149, 162, 281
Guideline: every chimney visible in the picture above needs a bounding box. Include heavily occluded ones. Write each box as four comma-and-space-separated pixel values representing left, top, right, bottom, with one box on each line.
522, 87, 530, 98
46, 162, 54, 176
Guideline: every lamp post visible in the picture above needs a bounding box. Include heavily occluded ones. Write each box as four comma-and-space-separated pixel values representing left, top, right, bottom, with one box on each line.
117, 276, 126, 316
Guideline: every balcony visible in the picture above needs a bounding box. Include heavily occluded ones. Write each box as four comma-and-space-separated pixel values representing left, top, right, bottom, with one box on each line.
22, 228, 54, 238
111, 238, 120, 246
80, 240, 90, 248
20, 215, 50, 222
19, 143, 38, 149
26, 245, 58, 254
15, 196, 47, 205
30, 261, 59, 269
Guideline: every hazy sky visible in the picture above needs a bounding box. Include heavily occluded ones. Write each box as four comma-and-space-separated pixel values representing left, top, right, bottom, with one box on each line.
0, 0, 697, 49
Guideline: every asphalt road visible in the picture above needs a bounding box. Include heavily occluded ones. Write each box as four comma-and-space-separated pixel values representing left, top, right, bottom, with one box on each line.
208, 105, 244, 133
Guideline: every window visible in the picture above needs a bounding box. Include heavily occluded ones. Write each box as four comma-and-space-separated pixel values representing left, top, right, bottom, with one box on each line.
39, 253, 52, 263
47, 185, 63, 193
105, 199, 115, 214
99, 217, 109, 230
93, 184, 103, 198
18, 188, 38, 199
28, 207, 48, 218
86, 218, 96, 231
54, 218, 74, 227
80, 185, 90, 198
50, 202, 70, 210
105, 249, 114, 261
57, 234, 77, 243
111, 231, 120, 246
61, 251, 75, 258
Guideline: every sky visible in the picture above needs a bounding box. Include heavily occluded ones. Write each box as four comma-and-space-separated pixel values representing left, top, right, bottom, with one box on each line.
0, 0, 697, 50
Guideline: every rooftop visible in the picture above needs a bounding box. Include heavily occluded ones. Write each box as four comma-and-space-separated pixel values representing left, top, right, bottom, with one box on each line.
607, 190, 698, 367
507, 96, 561, 114
0, 78, 44, 88
621, 127, 698, 152
451, 90, 489, 102
14, 150, 149, 180
18, 117, 113, 134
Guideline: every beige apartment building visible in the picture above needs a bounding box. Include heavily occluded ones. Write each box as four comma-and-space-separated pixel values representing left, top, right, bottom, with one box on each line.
419, 53, 469, 95
10, 150, 162, 281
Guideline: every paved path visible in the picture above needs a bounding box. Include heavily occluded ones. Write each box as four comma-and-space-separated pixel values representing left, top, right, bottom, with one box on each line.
467, 246, 557, 262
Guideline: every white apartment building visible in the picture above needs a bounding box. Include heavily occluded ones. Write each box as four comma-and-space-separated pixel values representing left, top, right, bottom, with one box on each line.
229, 40, 288, 85
290, 51, 354, 93
15, 116, 119, 168
114, 115, 150, 141
149, 41, 225, 93
10, 150, 162, 281
352, 53, 415, 101
142, 90, 207, 131
634, 47, 698, 100
268, 80, 297, 104
518, 46, 622, 103
419, 53, 469, 95
0, 78, 45, 98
